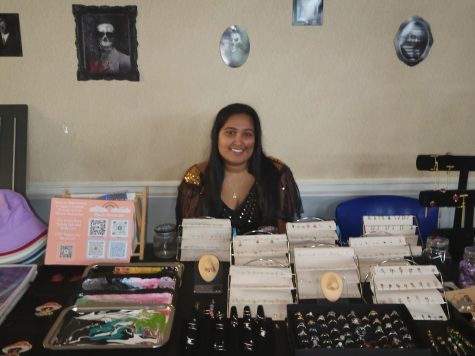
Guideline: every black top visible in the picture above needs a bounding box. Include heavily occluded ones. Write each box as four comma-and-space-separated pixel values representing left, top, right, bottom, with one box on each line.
176, 158, 303, 233
221, 184, 261, 235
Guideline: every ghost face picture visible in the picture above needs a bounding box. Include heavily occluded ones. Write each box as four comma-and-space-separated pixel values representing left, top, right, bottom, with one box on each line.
220, 25, 250, 68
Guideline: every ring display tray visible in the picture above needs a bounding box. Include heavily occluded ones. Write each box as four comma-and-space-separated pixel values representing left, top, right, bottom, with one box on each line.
43, 304, 174, 350
181, 312, 275, 354
287, 303, 431, 355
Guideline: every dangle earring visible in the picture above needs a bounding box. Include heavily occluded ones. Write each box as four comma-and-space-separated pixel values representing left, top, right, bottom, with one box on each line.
430, 154, 440, 189
458, 194, 468, 228
430, 155, 442, 228
445, 165, 454, 228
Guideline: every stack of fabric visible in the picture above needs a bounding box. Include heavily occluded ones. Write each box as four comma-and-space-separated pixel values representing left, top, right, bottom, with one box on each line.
0, 189, 48, 264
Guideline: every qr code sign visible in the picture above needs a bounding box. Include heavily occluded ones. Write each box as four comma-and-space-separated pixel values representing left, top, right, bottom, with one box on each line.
111, 219, 129, 238
59, 245, 73, 259
108, 240, 128, 259
88, 218, 107, 237
86, 240, 106, 259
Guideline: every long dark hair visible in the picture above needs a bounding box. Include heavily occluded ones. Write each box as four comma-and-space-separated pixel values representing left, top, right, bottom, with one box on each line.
202, 103, 280, 224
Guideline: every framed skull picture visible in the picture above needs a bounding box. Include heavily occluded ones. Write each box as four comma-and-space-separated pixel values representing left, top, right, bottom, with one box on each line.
73, 5, 139, 81
394, 16, 433, 67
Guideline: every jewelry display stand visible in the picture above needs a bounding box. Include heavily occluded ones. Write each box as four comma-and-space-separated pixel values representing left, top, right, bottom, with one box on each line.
349, 235, 418, 282
285, 219, 338, 250
363, 215, 422, 249
370, 265, 449, 321
293, 246, 361, 301
178, 218, 231, 262
231, 233, 289, 267
227, 234, 295, 321
417, 154, 475, 261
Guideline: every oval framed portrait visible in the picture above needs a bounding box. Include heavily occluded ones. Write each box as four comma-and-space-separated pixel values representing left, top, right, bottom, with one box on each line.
394, 16, 433, 66
219, 25, 250, 68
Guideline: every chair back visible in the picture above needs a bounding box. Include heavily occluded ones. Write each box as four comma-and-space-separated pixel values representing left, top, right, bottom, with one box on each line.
0, 105, 28, 195
335, 195, 438, 244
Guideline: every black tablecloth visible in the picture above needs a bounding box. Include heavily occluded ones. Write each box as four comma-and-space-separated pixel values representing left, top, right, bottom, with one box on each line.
1, 247, 474, 356
0, 249, 291, 356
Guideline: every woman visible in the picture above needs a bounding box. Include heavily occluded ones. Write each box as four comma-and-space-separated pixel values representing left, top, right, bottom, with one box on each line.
176, 103, 302, 234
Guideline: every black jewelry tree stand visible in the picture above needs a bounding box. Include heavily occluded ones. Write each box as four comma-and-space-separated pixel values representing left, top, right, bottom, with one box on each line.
417, 154, 475, 261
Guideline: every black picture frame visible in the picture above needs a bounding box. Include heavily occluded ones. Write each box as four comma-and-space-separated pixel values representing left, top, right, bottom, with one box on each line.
73, 5, 139, 81
0, 13, 23, 57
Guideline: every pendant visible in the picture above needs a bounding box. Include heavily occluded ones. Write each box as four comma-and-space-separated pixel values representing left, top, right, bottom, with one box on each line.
232, 192, 237, 199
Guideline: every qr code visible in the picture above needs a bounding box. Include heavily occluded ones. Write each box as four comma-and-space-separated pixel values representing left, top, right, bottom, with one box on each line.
110, 219, 129, 238
88, 218, 107, 237
59, 245, 73, 259
86, 240, 106, 259
108, 240, 128, 259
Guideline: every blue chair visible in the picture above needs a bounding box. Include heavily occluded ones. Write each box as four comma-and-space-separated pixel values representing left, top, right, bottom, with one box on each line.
335, 195, 438, 244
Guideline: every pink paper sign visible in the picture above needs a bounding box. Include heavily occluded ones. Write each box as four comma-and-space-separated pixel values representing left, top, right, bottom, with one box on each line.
45, 198, 135, 265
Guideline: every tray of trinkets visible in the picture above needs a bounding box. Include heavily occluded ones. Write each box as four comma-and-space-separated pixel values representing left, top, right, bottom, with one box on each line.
43, 304, 175, 350
73, 262, 184, 307
287, 303, 431, 355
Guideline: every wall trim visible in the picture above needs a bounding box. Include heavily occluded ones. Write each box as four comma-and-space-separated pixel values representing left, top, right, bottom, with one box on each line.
26, 177, 470, 199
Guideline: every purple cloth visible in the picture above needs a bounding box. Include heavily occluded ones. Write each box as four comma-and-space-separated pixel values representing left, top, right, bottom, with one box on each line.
0, 189, 47, 254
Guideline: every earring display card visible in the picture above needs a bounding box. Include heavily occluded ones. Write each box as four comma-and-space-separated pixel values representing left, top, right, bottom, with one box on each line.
232, 234, 289, 266
363, 215, 420, 249
293, 247, 360, 300
286, 220, 337, 249
370, 265, 447, 321
179, 218, 231, 262
349, 236, 421, 281
227, 265, 294, 320
43, 304, 174, 350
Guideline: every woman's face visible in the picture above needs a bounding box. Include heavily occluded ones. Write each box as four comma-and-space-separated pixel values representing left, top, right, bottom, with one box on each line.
218, 113, 255, 168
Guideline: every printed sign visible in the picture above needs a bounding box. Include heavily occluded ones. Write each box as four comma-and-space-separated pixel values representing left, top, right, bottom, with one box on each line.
45, 198, 135, 265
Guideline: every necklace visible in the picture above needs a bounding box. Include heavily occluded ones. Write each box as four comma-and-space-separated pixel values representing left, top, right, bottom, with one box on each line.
232, 192, 238, 199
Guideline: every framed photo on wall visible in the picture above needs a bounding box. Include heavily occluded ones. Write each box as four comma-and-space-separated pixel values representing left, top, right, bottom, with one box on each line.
292, 0, 323, 26
0, 13, 23, 56
72, 5, 139, 81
